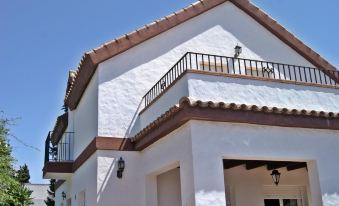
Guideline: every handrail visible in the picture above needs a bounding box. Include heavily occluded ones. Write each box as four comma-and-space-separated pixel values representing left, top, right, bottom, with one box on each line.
143, 52, 339, 107
44, 132, 74, 163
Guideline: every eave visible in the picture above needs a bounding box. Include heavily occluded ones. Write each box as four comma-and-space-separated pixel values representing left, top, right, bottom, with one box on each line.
132, 97, 339, 150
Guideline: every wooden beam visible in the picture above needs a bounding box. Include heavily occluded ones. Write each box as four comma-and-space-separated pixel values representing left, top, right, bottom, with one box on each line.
223, 160, 308, 171
223, 160, 245, 169
266, 161, 293, 170
246, 160, 268, 170
287, 162, 307, 171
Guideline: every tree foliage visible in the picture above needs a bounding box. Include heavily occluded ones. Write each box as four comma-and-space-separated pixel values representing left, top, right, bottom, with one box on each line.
16, 164, 30, 184
0, 116, 33, 206
44, 179, 55, 206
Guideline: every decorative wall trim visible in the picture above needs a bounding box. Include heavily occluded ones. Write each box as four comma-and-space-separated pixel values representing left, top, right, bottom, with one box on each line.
43, 137, 134, 177
72, 136, 134, 172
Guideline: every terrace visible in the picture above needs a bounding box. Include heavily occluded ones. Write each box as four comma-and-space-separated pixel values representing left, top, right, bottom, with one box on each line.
143, 52, 339, 108
139, 52, 339, 129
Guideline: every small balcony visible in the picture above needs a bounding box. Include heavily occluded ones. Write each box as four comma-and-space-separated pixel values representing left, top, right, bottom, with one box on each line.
43, 131, 74, 179
143, 52, 339, 108
138, 52, 339, 129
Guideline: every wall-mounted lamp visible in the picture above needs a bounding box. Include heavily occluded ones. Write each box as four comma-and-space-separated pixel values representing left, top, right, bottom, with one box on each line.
234, 44, 242, 58
62, 191, 66, 200
117, 157, 125, 179
270, 169, 281, 186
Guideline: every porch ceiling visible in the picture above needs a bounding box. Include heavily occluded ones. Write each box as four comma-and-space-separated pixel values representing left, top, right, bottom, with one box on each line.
223, 159, 307, 171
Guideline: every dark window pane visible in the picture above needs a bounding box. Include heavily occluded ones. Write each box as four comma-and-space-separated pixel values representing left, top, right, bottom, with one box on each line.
283, 199, 298, 206
264, 199, 280, 206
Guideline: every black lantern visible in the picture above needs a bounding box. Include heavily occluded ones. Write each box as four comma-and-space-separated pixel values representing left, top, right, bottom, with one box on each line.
61, 191, 66, 200
234, 45, 242, 58
117, 157, 125, 179
271, 169, 281, 186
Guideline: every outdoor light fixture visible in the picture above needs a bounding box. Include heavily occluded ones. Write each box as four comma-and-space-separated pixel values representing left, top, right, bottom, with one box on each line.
117, 157, 125, 179
234, 44, 242, 58
271, 169, 281, 186
62, 191, 66, 200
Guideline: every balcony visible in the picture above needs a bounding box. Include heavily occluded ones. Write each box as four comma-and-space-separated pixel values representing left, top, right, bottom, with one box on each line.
143, 52, 339, 108
43, 131, 74, 179
139, 52, 339, 129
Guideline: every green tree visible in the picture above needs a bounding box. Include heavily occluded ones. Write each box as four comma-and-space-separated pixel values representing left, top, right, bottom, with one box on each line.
0, 116, 33, 206
44, 179, 55, 206
16, 164, 30, 184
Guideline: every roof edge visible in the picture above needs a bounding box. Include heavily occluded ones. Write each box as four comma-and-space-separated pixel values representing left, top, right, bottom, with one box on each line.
132, 97, 339, 150
65, 0, 338, 110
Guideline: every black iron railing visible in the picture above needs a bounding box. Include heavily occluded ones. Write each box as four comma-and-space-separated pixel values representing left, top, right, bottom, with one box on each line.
44, 131, 74, 163
143, 52, 339, 107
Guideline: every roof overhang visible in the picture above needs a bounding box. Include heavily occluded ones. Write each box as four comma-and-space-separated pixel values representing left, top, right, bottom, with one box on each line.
132, 97, 339, 150
51, 113, 68, 145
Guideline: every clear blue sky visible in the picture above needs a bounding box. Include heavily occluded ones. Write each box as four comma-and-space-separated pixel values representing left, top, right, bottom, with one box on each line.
0, 0, 338, 184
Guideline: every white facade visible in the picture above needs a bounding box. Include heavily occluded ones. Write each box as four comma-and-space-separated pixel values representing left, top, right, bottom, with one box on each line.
46, 1, 339, 206
97, 1, 314, 138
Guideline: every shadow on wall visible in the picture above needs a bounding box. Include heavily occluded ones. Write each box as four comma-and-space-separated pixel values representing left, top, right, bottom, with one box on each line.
323, 193, 339, 206
97, 157, 116, 204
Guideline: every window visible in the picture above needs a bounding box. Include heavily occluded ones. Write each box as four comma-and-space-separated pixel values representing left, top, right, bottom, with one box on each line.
264, 199, 300, 206
283, 199, 298, 206
263, 185, 306, 206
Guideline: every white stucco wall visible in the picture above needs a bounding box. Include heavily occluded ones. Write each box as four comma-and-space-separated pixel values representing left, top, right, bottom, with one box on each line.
139, 75, 189, 128
138, 72, 339, 130
71, 152, 98, 206
56, 120, 339, 206
187, 73, 339, 112
94, 123, 193, 206
189, 120, 339, 206
97, 1, 316, 138
224, 166, 310, 206
55, 179, 71, 206
72, 70, 98, 159
96, 150, 142, 206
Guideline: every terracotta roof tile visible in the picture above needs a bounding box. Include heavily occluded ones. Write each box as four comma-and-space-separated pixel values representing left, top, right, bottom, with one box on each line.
132, 97, 339, 142
51, 113, 68, 145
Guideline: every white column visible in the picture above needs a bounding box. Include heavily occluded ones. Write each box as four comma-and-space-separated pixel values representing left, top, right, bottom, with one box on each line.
180, 159, 195, 206
192, 154, 226, 206
307, 161, 323, 206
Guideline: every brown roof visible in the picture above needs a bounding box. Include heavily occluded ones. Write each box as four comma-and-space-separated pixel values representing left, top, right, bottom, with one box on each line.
51, 113, 68, 145
132, 97, 339, 150
64, 0, 338, 110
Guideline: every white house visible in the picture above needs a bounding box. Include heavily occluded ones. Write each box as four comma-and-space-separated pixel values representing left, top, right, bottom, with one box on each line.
42, 0, 339, 206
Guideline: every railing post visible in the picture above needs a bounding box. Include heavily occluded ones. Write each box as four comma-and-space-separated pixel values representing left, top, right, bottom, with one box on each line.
44, 132, 51, 164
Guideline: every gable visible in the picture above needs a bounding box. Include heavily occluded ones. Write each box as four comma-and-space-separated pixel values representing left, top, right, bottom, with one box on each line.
65, 0, 338, 110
